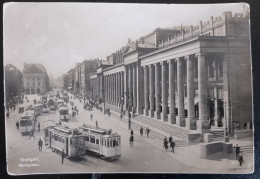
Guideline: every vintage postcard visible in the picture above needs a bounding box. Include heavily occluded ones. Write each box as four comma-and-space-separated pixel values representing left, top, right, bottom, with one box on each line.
3, 2, 253, 175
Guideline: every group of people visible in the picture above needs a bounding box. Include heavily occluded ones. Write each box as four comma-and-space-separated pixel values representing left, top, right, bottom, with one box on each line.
139, 126, 150, 138
234, 144, 244, 166
163, 135, 175, 153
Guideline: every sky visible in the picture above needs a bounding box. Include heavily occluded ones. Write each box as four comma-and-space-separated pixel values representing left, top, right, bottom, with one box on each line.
3, 3, 247, 78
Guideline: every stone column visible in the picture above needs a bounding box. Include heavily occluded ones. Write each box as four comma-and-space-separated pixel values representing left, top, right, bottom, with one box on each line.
161, 61, 168, 122
112, 74, 115, 105
176, 58, 185, 127
118, 72, 121, 107
109, 75, 112, 104
214, 87, 219, 127
196, 53, 209, 132
121, 72, 124, 110
155, 63, 161, 119
186, 56, 196, 130
114, 74, 117, 106
144, 66, 149, 116
168, 59, 176, 124
124, 67, 129, 110
149, 64, 155, 118
115, 73, 118, 107
128, 65, 133, 111
133, 63, 137, 113
137, 63, 144, 114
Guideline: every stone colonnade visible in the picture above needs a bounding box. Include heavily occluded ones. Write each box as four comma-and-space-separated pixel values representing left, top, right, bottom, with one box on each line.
104, 71, 124, 108
142, 53, 209, 131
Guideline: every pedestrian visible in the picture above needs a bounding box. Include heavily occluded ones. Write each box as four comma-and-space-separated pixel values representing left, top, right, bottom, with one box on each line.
120, 114, 123, 120
146, 127, 150, 138
234, 144, 240, 159
128, 119, 131, 130
130, 128, 134, 136
16, 121, 19, 130
238, 152, 243, 166
129, 135, 134, 147
170, 140, 175, 153
169, 135, 173, 144
90, 113, 93, 121
38, 138, 43, 151
95, 120, 98, 128
61, 149, 65, 164
128, 112, 131, 121
76, 108, 78, 114
163, 137, 168, 151
38, 122, 40, 132
140, 127, 143, 137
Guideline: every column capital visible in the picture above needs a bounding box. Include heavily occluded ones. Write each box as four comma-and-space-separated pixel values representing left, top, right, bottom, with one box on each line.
195, 53, 207, 58
175, 57, 182, 63
184, 55, 191, 61
167, 59, 175, 64
143, 65, 148, 70
160, 61, 166, 66
148, 64, 154, 68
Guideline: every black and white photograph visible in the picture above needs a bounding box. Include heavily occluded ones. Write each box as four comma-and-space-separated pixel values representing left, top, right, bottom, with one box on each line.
3, 2, 253, 175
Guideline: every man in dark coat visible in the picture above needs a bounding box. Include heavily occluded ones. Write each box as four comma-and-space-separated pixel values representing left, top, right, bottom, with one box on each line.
61, 149, 65, 164
90, 113, 93, 121
238, 152, 243, 166
38, 138, 43, 151
234, 144, 240, 159
38, 122, 40, 132
170, 140, 175, 153
130, 129, 134, 136
16, 121, 19, 130
140, 127, 143, 137
163, 137, 168, 151
169, 135, 173, 144
146, 127, 150, 138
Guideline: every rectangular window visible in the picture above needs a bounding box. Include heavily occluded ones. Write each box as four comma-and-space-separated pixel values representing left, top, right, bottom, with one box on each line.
107, 139, 109, 147
90, 136, 95, 143
84, 135, 89, 142
96, 139, 99, 145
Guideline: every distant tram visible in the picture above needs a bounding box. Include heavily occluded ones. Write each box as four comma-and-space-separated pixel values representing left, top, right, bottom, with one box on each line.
44, 126, 85, 159
59, 106, 69, 121
20, 110, 35, 136
79, 124, 121, 160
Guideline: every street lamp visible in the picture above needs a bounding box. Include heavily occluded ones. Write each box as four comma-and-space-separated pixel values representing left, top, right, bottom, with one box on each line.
224, 101, 229, 142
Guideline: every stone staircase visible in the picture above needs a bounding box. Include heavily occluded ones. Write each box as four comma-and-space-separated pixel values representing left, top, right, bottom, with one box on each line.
210, 129, 236, 142
134, 115, 189, 140
131, 120, 189, 147
232, 145, 254, 155
109, 110, 188, 147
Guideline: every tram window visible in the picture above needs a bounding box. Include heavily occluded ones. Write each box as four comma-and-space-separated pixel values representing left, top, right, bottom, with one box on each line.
84, 135, 89, 142
110, 139, 113, 147
101, 138, 103, 146
96, 139, 99, 145
54, 135, 57, 141
90, 136, 95, 143
107, 139, 109, 147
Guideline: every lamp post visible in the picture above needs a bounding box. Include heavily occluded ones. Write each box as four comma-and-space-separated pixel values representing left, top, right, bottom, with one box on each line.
224, 101, 229, 142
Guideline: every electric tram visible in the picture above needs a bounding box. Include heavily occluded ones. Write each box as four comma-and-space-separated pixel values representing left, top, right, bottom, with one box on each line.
59, 106, 69, 121
79, 124, 121, 160
20, 110, 35, 136
44, 126, 85, 159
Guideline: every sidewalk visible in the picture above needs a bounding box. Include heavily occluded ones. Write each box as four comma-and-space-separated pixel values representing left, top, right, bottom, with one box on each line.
109, 109, 254, 173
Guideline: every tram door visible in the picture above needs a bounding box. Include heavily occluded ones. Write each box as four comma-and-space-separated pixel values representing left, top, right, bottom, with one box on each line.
49, 131, 52, 147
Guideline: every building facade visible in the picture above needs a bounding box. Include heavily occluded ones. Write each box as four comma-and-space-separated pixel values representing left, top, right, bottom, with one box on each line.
90, 11, 252, 137
22, 63, 49, 94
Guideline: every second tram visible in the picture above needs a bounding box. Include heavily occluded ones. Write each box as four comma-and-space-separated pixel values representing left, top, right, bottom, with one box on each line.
79, 124, 121, 160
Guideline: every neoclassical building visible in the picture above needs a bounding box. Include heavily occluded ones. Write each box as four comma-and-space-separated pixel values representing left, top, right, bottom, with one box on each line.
85, 11, 252, 137
22, 63, 49, 94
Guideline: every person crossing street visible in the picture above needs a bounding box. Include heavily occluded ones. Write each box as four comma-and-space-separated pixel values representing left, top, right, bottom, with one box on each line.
38, 138, 43, 151
16, 121, 19, 130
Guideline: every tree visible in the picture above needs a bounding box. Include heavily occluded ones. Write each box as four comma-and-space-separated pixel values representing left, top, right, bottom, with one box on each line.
4, 64, 23, 103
